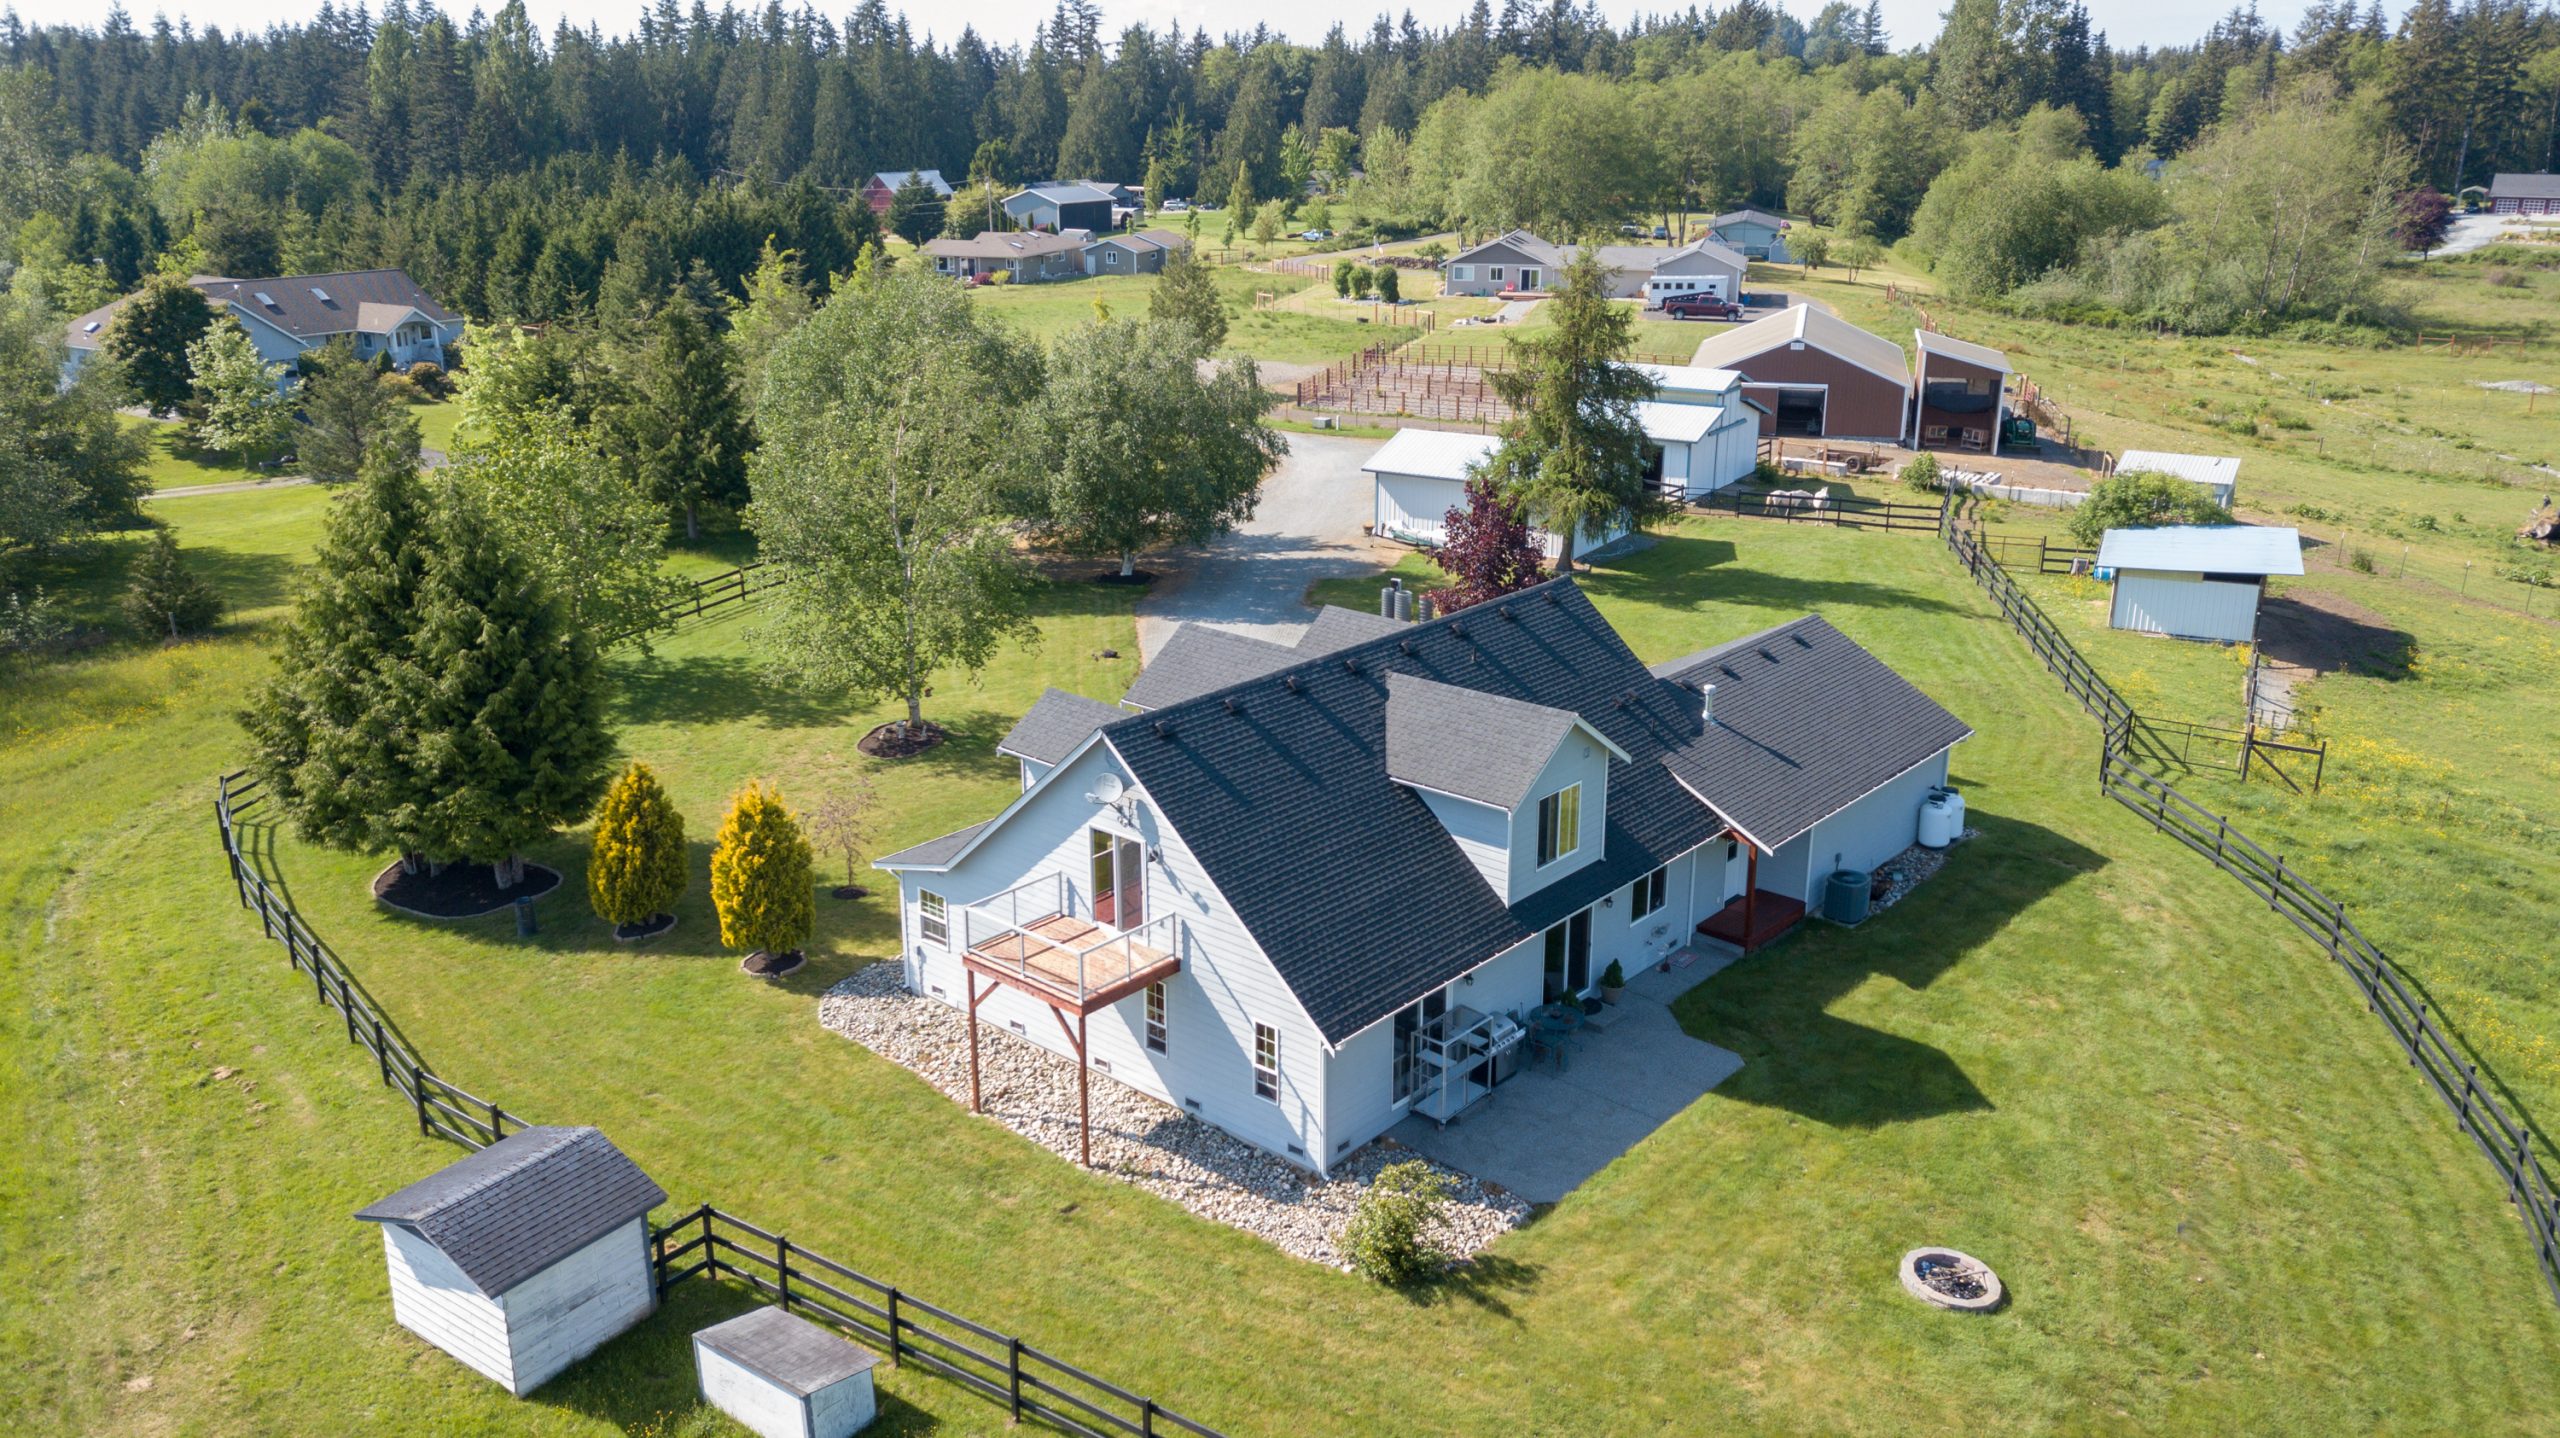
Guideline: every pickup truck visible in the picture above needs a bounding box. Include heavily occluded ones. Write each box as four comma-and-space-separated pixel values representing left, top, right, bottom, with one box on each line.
1660, 293, 1744, 320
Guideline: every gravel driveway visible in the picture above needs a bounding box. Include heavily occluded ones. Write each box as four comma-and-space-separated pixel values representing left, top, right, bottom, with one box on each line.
1136, 430, 1390, 660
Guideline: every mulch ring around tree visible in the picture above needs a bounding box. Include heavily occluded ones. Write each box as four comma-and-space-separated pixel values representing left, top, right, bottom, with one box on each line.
831, 884, 870, 901
858, 720, 946, 759
371, 860, 562, 919
614, 913, 678, 942
741, 949, 807, 979
1092, 569, 1157, 586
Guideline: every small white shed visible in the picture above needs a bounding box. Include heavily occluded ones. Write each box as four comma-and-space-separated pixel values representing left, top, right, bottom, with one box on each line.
694, 1305, 882, 1438
354, 1125, 666, 1397
2115, 450, 2241, 509
2097, 525, 2303, 644
1364, 429, 1629, 559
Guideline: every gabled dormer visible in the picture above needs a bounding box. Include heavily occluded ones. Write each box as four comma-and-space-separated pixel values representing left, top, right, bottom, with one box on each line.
1382, 672, 1628, 904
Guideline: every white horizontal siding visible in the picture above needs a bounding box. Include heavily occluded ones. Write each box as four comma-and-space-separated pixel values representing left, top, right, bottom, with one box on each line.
1804, 751, 1949, 888
1416, 787, 1510, 896
1373, 467, 1626, 559
1507, 738, 1610, 904
500, 1217, 657, 1396
383, 1226, 516, 1391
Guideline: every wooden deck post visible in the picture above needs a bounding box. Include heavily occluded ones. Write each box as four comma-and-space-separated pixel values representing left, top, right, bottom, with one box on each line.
1079, 1011, 1092, 1169
965, 971, 984, 1114
1743, 843, 1760, 951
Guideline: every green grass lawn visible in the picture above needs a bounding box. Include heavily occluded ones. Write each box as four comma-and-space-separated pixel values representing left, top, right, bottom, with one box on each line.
8, 489, 2560, 1435
964, 266, 1393, 370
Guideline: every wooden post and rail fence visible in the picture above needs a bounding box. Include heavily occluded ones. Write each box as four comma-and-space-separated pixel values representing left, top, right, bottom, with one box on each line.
1938, 503, 2558, 1307
209, 772, 1231, 1435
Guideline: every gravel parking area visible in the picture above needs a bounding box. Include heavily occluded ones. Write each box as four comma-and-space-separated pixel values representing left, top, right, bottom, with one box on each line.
819, 963, 1529, 1267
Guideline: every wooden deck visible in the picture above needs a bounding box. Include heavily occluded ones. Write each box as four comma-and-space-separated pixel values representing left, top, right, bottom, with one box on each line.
965, 912, 1179, 1013
1697, 890, 1806, 953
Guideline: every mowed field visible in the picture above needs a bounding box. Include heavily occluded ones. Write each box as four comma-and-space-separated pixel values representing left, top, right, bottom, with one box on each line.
7, 471, 2560, 1435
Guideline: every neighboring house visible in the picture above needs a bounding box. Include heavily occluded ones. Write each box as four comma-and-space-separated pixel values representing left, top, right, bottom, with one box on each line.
1912, 330, 2013, 454
876, 583, 1969, 1176
1003, 183, 1119, 232
861, 169, 953, 214
2114, 450, 2240, 509
1083, 228, 1190, 276
1440, 232, 1747, 306
2488, 174, 2560, 215
64, 268, 463, 384
922, 229, 1094, 283
1706, 208, 1792, 263
1440, 230, 1568, 297
2097, 525, 2303, 644
1687, 304, 1911, 442
353, 1126, 664, 1397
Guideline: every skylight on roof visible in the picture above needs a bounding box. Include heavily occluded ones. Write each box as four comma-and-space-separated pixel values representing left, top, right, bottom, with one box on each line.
82, 321, 101, 333
253, 291, 277, 307
310, 287, 334, 304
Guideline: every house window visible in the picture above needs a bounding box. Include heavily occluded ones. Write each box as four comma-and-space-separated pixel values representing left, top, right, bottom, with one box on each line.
1489, 266, 1506, 283
1105, 250, 1119, 266
1145, 982, 1167, 1053
919, 891, 948, 947
1536, 784, 1582, 867
1630, 866, 1667, 921
1253, 1024, 1280, 1101
1451, 264, 1474, 281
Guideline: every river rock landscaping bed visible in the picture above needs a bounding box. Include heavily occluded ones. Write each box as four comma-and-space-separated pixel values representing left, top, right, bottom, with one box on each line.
819, 963, 1529, 1266
1871, 831, 1971, 915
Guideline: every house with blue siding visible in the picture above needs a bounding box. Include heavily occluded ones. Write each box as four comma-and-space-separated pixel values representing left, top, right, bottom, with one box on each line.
65, 268, 463, 384
876, 581, 1968, 1176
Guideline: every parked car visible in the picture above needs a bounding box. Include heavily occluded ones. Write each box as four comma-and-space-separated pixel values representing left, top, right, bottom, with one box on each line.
1161, 198, 1190, 212
1618, 223, 1645, 237
1299, 229, 1332, 241
1660, 293, 1744, 320
1651, 225, 1670, 240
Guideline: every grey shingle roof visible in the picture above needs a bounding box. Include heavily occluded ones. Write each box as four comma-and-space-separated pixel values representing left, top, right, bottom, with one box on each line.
68, 269, 457, 352
1119, 625, 1301, 710
1384, 672, 1584, 810
997, 688, 1126, 766
2492, 173, 2560, 199
876, 821, 989, 868
1296, 605, 1407, 655
1652, 615, 1971, 852
693, 1306, 879, 1395
1101, 578, 1731, 1046
353, 1126, 664, 1296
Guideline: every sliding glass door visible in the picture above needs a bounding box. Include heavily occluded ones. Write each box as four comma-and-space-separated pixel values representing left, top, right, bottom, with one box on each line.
1543, 910, 1592, 1003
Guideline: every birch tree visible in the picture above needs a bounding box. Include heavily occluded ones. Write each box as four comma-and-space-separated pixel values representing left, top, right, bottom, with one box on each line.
747, 266, 1043, 740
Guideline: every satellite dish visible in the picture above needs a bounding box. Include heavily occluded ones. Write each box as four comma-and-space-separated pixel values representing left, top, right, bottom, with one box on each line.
1090, 773, 1126, 805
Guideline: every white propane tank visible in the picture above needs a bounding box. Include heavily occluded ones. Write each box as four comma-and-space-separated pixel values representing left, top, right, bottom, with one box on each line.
1917, 791, 1960, 849
1940, 788, 1966, 839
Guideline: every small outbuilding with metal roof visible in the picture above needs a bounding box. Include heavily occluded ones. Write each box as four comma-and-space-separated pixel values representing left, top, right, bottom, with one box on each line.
1687, 304, 1912, 442
2114, 450, 2241, 508
1912, 330, 2013, 453
353, 1125, 665, 1396
2097, 525, 2303, 644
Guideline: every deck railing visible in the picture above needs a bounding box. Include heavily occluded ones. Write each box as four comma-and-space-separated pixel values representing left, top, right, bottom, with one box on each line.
962, 873, 1182, 1001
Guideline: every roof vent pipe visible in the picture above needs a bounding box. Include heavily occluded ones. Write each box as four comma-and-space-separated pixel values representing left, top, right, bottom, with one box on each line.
1700, 681, 1717, 725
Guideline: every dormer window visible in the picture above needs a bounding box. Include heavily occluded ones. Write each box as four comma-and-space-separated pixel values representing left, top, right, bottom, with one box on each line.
1536, 784, 1581, 867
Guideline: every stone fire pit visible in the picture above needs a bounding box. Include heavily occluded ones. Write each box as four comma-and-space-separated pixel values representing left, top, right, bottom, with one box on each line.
1899, 1247, 2004, 1313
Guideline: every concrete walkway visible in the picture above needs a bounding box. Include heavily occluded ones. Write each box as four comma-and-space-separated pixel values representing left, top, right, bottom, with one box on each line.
2422, 212, 2541, 258
1134, 430, 1389, 660
1495, 298, 1542, 324
1388, 947, 1746, 1204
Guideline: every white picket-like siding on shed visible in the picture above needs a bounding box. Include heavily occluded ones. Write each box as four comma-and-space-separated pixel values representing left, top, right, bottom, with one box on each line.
501, 1217, 657, 1395
895, 740, 1334, 1169
384, 1225, 517, 1390
2109, 569, 2261, 643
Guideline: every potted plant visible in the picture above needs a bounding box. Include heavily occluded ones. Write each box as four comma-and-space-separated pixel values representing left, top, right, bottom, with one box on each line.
1600, 960, 1627, 1006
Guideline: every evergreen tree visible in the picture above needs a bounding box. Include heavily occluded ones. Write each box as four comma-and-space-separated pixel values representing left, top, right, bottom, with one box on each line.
395, 479, 615, 886
1479, 248, 1664, 571
104, 275, 215, 416
587, 760, 686, 931
614, 289, 753, 540
1225, 159, 1256, 219
186, 320, 297, 464
729, 239, 815, 406
297, 340, 423, 485
885, 171, 940, 246
709, 780, 814, 957
122, 528, 225, 639
240, 455, 439, 860
1147, 245, 1227, 353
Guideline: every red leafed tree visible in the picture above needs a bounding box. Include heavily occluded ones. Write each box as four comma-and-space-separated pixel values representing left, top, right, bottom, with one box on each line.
2394, 188, 2454, 255
1430, 476, 1548, 611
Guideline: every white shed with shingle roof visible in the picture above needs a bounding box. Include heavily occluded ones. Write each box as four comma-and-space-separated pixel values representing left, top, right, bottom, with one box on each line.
354, 1126, 665, 1396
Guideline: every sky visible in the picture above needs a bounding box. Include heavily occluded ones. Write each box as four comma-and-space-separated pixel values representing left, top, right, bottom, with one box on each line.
20, 0, 2311, 57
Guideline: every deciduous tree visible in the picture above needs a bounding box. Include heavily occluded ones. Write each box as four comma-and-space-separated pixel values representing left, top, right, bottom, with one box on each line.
105, 275, 215, 416
1430, 475, 1547, 611
748, 265, 1044, 739
2065, 471, 2236, 546
186, 320, 297, 465
452, 409, 680, 646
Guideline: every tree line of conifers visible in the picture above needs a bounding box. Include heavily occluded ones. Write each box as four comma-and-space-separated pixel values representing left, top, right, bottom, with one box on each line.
202, 242, 1288, 926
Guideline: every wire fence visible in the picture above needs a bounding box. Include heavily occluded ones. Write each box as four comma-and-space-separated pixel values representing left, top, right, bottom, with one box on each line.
1939, 507, 2559, 1309
208, 773, 1233, 1434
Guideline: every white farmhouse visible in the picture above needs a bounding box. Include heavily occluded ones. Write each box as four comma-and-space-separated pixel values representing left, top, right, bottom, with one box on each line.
353, 1126, 664, 1397
2097, 525, 2304, 644
876, 580, 1970, 1176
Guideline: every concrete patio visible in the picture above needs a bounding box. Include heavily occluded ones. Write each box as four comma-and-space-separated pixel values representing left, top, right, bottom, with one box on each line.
1387, 948, 1747, 1204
